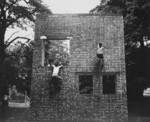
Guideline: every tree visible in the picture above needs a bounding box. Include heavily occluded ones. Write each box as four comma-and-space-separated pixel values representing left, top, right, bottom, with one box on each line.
90, 0, 126, 14
45, 40, 70, 66
7, 41, 33, 95
0, 0, 51, 101
91, 0, 150, 101
2, 40, 33, 98
91, 0, 150, 78
91, 0, 150, 45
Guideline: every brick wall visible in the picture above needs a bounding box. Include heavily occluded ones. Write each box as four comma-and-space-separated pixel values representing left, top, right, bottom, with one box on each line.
29, 14, 128, 122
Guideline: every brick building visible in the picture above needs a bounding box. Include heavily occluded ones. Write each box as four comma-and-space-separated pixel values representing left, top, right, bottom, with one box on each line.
30, 13, 128, 121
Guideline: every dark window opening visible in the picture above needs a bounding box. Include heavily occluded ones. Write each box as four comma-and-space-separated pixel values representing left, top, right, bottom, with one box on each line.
103, 75, 116, 94
79, 75, 93, 94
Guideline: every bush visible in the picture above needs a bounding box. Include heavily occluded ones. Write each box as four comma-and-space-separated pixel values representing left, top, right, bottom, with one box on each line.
128, 77, 148, 101
16, 93, 25, 103
10, 90, 17, 100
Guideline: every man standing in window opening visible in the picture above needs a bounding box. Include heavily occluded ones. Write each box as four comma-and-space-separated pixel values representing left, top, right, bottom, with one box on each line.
97, 43, 104, 67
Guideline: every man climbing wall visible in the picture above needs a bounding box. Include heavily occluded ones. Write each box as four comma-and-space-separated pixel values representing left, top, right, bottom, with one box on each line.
49, 62, 63, 94
97, 43, 104, 68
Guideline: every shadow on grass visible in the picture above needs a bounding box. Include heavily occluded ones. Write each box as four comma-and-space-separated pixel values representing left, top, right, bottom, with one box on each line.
1, 97, 150, 122
0, 107, 29, 122
127, 97, 150, 122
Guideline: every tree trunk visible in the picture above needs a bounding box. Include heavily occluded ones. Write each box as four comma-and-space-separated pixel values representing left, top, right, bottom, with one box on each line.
0, 29, 7, 101
139, 39, 146, 78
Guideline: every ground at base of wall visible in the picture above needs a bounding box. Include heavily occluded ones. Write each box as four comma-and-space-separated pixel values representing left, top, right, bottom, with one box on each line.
1, 118, 150, 122
1, 104, 150, 122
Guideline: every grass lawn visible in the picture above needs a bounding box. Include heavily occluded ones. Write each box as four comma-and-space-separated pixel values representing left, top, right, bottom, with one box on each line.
1, 98, 150, 122
0, 107, 29, 122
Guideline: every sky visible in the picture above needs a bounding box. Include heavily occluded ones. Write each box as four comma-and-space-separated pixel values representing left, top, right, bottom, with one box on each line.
43, 0, 100, 13
5, 0, 100, 43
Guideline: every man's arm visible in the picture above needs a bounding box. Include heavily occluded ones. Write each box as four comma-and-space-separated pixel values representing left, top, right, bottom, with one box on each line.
59, 65, 63, 68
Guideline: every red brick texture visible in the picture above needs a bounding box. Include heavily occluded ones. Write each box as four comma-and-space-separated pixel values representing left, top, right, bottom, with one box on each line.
29, 14, 128, 122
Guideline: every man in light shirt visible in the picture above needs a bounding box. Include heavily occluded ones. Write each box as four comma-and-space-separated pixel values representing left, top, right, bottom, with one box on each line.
97, 43, 104, 67
50, 62, 63, 93
51, 63, 63, 79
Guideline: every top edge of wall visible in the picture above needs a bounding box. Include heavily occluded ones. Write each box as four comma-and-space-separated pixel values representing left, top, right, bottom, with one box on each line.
36, 12, 123, 18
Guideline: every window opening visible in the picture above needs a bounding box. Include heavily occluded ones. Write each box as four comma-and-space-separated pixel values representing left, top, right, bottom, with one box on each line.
40, 36, 70, 66
102, 75, 116, 94
79, 75, 93, 94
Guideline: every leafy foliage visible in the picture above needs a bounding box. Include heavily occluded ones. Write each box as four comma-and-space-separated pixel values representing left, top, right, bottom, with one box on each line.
91, 0, 150, 77
0, 0, 51, 101
91, 0, 150, 44
45, 40, 70, 66
0, 0, 51, 29
4, 41, 33, 95
91, 0, 150, 100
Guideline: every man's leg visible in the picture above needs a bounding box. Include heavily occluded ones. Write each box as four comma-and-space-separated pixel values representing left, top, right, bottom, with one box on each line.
50, 77, 55, 95
99, 57, 104, 68
51, 76, 62, 92
101, 60, 104, 68
55, 75, 62, 80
